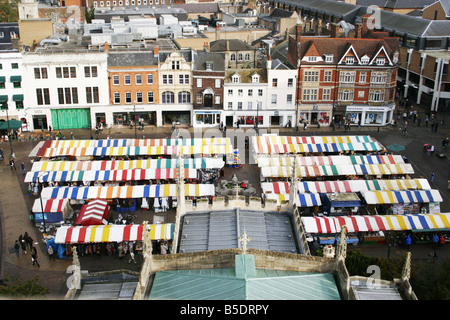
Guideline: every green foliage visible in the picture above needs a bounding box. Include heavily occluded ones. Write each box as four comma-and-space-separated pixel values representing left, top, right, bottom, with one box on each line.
345, 249, 403, 281
410, 259, 450, 300
0, 0, 19, 22
0, 274, 49, 298
84, 5, 95, 24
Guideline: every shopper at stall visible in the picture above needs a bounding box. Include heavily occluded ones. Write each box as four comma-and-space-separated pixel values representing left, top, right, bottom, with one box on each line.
406, 235, 412, 251
439, 234, 446, 247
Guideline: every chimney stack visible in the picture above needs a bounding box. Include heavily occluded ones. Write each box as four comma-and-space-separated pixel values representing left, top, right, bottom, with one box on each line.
104, 42, 109, 55
330, 23, 339, 38
154, 45, 159, 57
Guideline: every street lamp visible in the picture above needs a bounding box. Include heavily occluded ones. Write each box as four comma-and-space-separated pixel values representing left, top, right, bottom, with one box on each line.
38, 172, 49, 233
134, 102, 137, 139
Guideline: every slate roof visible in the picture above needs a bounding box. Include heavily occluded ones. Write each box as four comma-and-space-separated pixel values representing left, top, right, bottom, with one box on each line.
107, 51, 159, 67
209, 39, 257, 52
194, 51, 226, 71
357, 0, 435, 9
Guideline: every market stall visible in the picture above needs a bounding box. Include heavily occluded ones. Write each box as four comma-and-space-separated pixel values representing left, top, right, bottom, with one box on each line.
54, 223, 175, 244
321, 193, 361, 216
75, 199, 109, 226
32, 198, 71, 225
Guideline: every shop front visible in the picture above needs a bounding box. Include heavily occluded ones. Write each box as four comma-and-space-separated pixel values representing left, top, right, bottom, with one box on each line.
162, 111, 190, 126
193, 110, 221, 127
51, 108, 91, 129
345, 104, 395, 127
298, 104, 331, 126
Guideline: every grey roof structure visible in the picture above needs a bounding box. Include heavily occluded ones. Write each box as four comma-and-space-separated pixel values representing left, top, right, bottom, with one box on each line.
158, 49, 193, 63
178, 209, 300, 254
107, 51, 159, 67
357, 0, 435, 9
272, 0, 363, 20
194, 51, 226, 71
209, 39, 257, 52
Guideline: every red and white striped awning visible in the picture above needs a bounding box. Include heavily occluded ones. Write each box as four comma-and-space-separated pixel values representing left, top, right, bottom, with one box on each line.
32, 198, 69, 213
54, 223, 175, 244
75, 199, 109, 226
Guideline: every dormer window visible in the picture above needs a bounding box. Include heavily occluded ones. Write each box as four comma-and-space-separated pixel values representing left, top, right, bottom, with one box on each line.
376, 57, 386, 65
205, 61, 214, 71
232, 74, 240, 83
252, 74, 260, 83
324, 54, 333, 63
307, 56, 317, 62
345, 56, 354, 64
361, 56, 370, 65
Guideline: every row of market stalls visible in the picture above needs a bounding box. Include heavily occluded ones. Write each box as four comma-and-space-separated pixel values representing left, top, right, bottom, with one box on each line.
28, 138, 234, 251
251, 134, 447, 246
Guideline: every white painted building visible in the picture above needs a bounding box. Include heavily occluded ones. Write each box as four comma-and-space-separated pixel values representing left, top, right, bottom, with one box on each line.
0, 50, 27, 130
22, 50, 109, 131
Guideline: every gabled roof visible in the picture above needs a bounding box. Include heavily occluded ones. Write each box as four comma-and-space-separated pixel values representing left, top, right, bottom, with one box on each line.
209, 39, 257, 52
194, 51, 226, 71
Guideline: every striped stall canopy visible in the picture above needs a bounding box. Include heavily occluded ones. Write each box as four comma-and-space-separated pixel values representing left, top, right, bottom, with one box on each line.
32, 198, 69, 213
353, 163, 414, 175
30, 158, 224, 172
301, 213, 450, 234
75, 199, 109, 226
54, 223, 175, 244
25, 168, 198, 183
361, 190, 443, 204
264, 192, 322, 207
256, 155, 405, 167
41, 184, 215, 200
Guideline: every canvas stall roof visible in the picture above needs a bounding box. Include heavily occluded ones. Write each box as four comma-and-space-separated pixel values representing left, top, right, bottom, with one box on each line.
301, 213, 450, 234
30, 158, 224, 172
265, 192, 322, 207
361, 189, 443, 204
25, 168, 198, 182
41, 184, 214, 200
261, 179, 431, 194
54, 223, 174, 244
178, 209, 299, 254
75, 199, 109, 226
32, 138, 233, 158
32, 198, 69, 213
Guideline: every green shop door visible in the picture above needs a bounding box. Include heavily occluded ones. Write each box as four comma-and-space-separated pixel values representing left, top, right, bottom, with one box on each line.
52, 109, 91, 129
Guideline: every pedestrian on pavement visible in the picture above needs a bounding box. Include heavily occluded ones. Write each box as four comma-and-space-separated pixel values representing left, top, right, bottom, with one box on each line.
14, 240, 20, 257
9, 157, 15, 170
439, 234, 445, 247
31, 251, 40, 268
406, 235, 412, 251
19, 234, 27, 254
21, 161, 25, 175
432, 233, 439, 251
431, 171, 435, 182
47, 245, 55, 261
27, 236, 33, 251
128, 251, 137, 264
435, 122, 439, 132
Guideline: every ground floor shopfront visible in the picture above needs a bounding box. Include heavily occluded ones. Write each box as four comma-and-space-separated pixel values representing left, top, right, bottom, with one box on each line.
345, 104, 395, 127
297, 104, 332, 127
222, 109, 296, 128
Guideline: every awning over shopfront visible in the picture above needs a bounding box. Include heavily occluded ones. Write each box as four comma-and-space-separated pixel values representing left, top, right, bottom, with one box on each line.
54, 223, 175, 244
25, 168, 198, 182
361, 190, 443, 205
41, 184, 215, 200
302, 213, 450, 234
75, 199, 109, 226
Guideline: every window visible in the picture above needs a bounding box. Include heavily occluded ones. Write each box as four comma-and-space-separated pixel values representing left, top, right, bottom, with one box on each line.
258, 89, 263, 96
271, 94, 277, 104
361, 56, 370, 65
171, 61, 180, 70
325, 54, 333, 63
302, 89, 318, 101
340, 71, 356, 83
179, 74, 189, 84
272, 78, 278, 87
322, 88, 331, 100
162, 91, 174, 104
113, 75, 120, 85
57, 87, 78, 104
114, 92, 120, 104
245, 53, 250, 61
237, 102, 242, 110
214, 95, 220, 105
196, 78, 203, 88
36, 88, 50, 105
303, 70, 319, 82
86, 87, 99, 103
124, 75, 131, 85
324, 71, 332, 82
307, 56, 317, 62
215, 79, 221, 88
163, 75, 173, 85
376, 57, 386, 65
125, 92, 132, 104
196, 93, 202, 104
15, 100, 23, 109
345, 56, 354, 64
228, 102, 233, 109
89, 66, 98, 77
11, 63, 18, 69
70, 67, 76, 78
370, 72, 387, 84
338, 89, 353, 101
12, 79, 21, 88
178, 91, 190, 103
238, 89, 243, 96
147, 74, 153, 84
238, 53, 243, 61
56, 67, 62, 78
206, 62, 213, 70
359, 72, 367, 83
232, 75, 240, 83
287, 94, 293, 104
34, 68, 48, 79
288, 78, 294, 87
136, 92, 143, 103
248, 101, 253, 110
136, 74, 142, 85
230, 54, 236, 61
369, 90, 385, 102
248, 89, 253, 96
228, 89, 233, 96
147, 91, 154, 103
252, 74, 259, 83
63, 67, 69, 78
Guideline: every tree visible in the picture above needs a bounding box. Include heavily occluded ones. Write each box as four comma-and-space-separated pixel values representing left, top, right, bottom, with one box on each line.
0, 0, 19, 22
84, 5, 95, 24
0, 274, 49, 298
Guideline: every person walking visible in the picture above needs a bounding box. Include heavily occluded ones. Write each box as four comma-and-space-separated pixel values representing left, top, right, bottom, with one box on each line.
31, 251, 40, 268
19, 235, 27, 254
425, 116, 429, 126
435, 122, 439, 133
406, 235, 412, 251
21, 161, 26, 175
431, 171, 435, 182
47, 245, 55, 261
439, 234, 445, 247
9, 157, 16, 170
27, 236, 33, 252
14, 240, 20, 257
